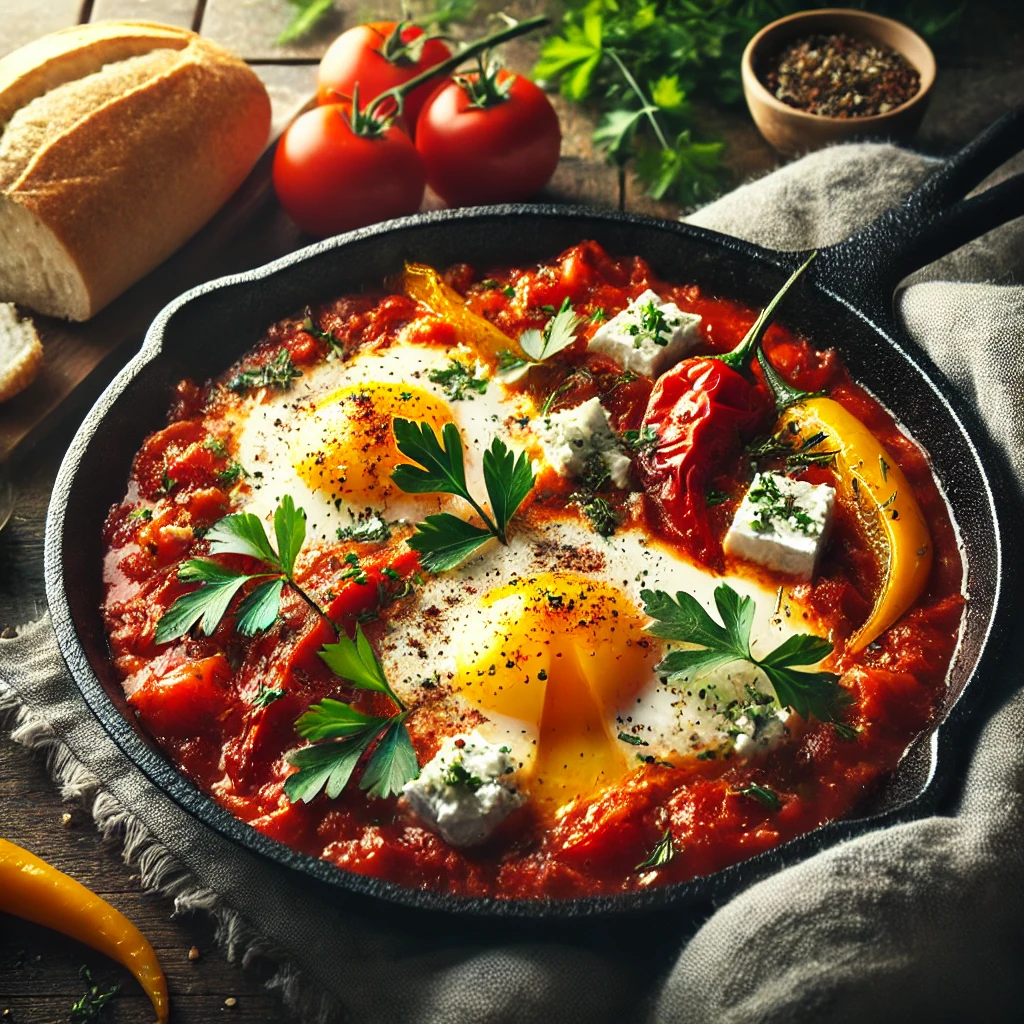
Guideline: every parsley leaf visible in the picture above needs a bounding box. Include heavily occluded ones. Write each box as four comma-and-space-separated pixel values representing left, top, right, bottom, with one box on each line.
156, 496, 309, 644
319, 623, 406, 709
284, 731, 377, 802
295, 698, 388, 741
392, 419, 535, 562
274, 494, 306, 577
642, 582, 846, 722
635, 828, 677, 870
226, 348, 301, 394
207, 512, 281, 567
154, 561, 253, 643
482, 436, 536, 536
427, 359, 489, 401
391, 419, 472, 499
361, 716, 419, 799
406, 513, 493, 572
518, 297, 582, 362
235, 578, 286, 636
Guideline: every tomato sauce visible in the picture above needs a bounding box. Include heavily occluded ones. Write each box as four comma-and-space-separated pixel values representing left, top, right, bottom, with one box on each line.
101, 242, 964, 899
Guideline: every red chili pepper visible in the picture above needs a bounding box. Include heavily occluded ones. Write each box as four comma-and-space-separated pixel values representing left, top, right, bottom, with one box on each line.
639, 358, 773, 564
638, 256, 815, 565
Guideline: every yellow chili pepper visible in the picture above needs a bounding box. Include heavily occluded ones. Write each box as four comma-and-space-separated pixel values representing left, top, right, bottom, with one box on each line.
0, 837, 169, 1023
782, 396, 932, 653
402, 262, 524, 367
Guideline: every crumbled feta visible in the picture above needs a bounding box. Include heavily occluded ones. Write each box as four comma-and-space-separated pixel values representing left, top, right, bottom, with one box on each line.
723, 472, 835, 580
402, 732, 525, 847
588, 289, 702, 377
732, 707, 792, 757
534, 396, 632, 489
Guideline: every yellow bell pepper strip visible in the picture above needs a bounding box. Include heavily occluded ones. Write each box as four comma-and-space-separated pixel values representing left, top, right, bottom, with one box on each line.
757, 354, 932, 654
0, 837, 169, 1024
402, 262, 524, 367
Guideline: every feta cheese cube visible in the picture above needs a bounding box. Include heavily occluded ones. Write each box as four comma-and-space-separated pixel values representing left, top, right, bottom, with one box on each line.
724, 472, 835, 580
534, 396, 632, 489
732, 707, 792, 757
403, 732, 525, 847
588, 289, 702, 377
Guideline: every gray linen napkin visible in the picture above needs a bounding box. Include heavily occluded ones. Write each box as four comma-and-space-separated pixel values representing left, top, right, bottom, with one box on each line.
3, 141, 1023, 1023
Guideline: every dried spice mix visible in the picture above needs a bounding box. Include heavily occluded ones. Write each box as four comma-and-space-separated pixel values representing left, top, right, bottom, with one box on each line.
760, 32, 921, 118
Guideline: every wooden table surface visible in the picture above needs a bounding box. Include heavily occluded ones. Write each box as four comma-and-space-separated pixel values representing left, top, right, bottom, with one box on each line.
1, 2, 1021, 1021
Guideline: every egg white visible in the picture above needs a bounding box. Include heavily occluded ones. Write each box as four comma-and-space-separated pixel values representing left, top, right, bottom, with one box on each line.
233, 339, 535, 545
376, 518, 804, 773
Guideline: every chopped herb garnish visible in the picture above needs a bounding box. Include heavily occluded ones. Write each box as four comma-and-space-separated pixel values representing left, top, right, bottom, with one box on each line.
336, 515, 392, 544
833, 722, 860, 742
427, 359, 489, 401
156, 469, 178, 497
879, 455, 890, 481
497, 348, 529, 372
442, 757, 485, 791
217, 461, 249, 486
696, 749, 716, 761
635, 829, 677, 870
622, 424, 658, 452
706, 488, 729, 507
252, 683, 286, 708
735, 783, 782, 810
572, 493, 620, 537
624, 298, 677, 347
746, 474, 819, 535
747, 428, 837, 469
128, 508, 153, 522
642, 582, 848, 723
590, 307, 607, 323
503, 285, 516, 298
227, 348, 302, 394
302, 315, 343, 355
204, 437, 229, 458
618, 731, 649, 746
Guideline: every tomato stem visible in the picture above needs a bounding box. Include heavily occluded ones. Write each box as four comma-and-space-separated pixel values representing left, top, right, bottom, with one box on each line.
363, 14, 550, 127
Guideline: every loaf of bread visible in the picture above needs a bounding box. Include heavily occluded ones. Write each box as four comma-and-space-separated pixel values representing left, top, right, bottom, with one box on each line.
0, 21, 271, 321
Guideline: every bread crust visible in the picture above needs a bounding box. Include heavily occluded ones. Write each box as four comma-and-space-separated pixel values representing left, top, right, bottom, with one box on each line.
0, 304, 43, 402
0, 22, 271, 320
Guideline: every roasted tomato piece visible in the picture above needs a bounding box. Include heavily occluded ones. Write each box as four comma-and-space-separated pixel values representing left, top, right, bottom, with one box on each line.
130, 655, 235, 739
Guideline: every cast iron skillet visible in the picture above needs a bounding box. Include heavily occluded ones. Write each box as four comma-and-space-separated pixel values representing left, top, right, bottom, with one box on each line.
46, 110, 1023, 920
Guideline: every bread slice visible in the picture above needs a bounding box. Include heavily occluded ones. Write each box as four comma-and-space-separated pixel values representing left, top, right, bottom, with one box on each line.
0, 303, 43, 402
0, 22, 271, 321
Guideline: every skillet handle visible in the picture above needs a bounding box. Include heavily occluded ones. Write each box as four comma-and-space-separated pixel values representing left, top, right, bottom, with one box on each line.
807, 106, 1024, 328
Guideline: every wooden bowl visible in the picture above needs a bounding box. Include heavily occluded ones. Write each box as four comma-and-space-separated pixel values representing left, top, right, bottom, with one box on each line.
742, 8, 936, 156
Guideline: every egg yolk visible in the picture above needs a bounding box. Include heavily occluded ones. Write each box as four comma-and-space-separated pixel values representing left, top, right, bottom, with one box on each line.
291, 382, 453, 506
454, 573, 659, 814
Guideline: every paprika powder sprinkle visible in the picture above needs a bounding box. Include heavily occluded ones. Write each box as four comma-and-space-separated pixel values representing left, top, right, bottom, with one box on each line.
761, 32, 920, 118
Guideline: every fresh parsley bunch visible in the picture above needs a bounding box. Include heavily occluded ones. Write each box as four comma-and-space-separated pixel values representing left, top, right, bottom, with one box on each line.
536, 0, 965, 207
642, 581, 849, 722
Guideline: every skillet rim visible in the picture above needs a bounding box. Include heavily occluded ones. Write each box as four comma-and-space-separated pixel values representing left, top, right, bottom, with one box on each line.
44, 203, 1011, 920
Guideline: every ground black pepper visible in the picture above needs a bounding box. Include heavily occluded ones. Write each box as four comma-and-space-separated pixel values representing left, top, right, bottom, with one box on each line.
760, 32, 920, 118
